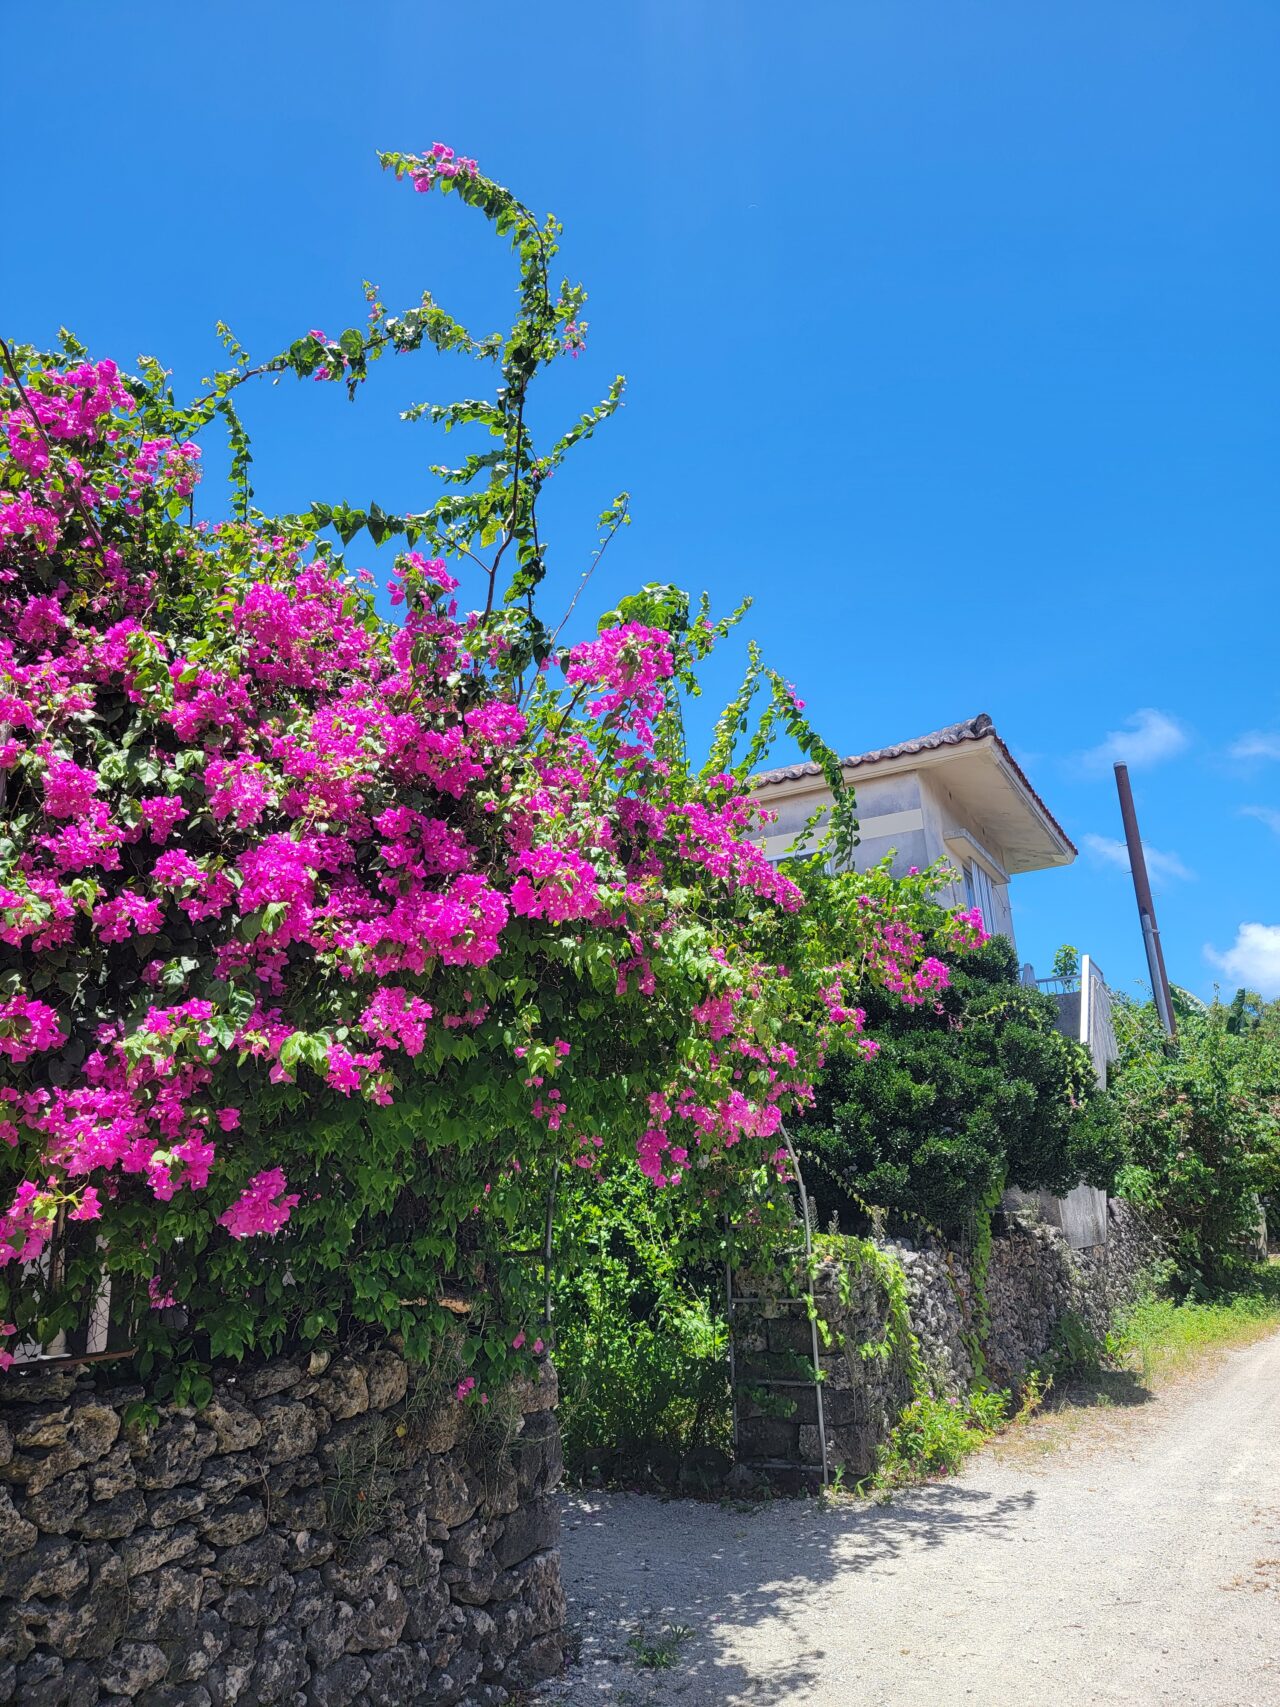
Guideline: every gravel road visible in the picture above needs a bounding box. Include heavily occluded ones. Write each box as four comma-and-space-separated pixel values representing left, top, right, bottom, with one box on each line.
539, 1330, 1280, 1706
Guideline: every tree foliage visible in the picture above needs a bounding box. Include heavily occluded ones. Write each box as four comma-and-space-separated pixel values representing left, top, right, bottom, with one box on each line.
1111, 992, 1280, 1282
792, 893, 1124, 1234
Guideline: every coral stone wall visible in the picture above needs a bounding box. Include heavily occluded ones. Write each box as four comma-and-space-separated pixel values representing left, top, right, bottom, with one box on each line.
0, 1351, 564, 1706
736, 1199, 1160, 1481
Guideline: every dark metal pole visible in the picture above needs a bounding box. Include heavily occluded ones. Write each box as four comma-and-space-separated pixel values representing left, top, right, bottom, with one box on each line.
1114, 763, 1177, 1038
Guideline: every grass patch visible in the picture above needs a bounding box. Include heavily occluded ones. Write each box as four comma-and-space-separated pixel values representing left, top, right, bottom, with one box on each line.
994, 1262, 1280, 1465
1113, 1283, 1280, 1384
878, 1265, 1280, 1482
863, 1385, 1013, 1490
626, 1622, 695, 1670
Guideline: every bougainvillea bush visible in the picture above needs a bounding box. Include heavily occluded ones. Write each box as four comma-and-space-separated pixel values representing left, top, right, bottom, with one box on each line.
0, 147, 975, 1405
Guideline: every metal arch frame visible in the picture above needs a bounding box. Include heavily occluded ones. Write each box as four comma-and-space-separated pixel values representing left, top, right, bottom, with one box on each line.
726, 1126, 830, 1491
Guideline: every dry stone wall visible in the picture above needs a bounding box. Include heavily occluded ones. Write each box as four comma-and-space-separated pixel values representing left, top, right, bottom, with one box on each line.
0, 1351, 565, 1707
736, 1198, 1160, 1482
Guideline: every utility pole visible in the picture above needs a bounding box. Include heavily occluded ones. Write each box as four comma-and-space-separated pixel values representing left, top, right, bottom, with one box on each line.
1114, 763, 1177, 1039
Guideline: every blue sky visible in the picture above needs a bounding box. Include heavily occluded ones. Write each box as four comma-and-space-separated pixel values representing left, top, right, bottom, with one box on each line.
4, 1, 1278, 1001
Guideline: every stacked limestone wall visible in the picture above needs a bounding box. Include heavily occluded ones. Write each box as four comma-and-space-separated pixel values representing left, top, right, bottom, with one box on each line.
736, 1198, 1160, 1481
0, 1351, 564, 1706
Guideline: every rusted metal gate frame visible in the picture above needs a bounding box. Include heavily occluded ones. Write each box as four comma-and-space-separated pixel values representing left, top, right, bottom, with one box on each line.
726, 1126, 829, 1489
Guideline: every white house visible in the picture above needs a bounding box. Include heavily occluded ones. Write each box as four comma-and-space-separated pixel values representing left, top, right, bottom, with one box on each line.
750, 712, 1075, 955
753, 712, 1115, 1250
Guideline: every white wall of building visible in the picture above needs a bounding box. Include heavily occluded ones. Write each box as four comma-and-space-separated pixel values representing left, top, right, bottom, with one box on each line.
755, 766, 1017, 950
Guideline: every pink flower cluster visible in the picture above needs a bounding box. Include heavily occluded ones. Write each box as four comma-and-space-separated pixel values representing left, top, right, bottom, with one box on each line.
948, 906, 989, 948
218, 1168, 300, 1239
360, 987, 433, 1057
409, 142, 479, 194
565, 623, 674, 744
0, 994, 66, 1063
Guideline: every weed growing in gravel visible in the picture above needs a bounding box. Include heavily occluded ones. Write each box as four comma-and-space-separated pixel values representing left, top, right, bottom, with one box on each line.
627, 1623, 695, 1670
866, 1386, 1009, 1489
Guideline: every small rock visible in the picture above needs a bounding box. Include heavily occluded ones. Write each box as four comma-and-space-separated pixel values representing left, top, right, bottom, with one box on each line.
202, 1397, 262, 1455
167, 1609, 230, 1683
276, 1486, 326, 1531
148, 1487, 206, 1527
122, 1522, 198, 1578
304, 1599, 356, 1670
100, 1640, 171, 1695
25, 1469, 89, 1533
513, 1631, 565, 1685
308, 1654, 369, 1707
0, 1486, 37, 1559
314, 1361, 369, 1421
14, 1403, 72, 1450
346, 1576, 409, 1652
199, 1496, 267, 1547
135, 1685, 213, 1707
68, 1398, 122, 1463
258, 1399, 318, 1466
249, 1624, 309, 1702
480, 1461, 521, 1519
6, 1536, 89, 1601
446, 1555, 499, 1606
133, 1420, 216, 1491
0, 1370, 77, 1402
420, 1460, 479, 1528
0, 1604, 35, 1666
364, 1644, 425, 1707
495, 1495, 559, 1569
402, 1581, 450, 1643
410, 1400, 465, 1455
197, 1455, 258, 1502
444, 1517, 488, 1570
124, 1562, 202, 1643
221, 1565, 295, 1629
215, 1531, 287, 1587
363, 1352, 407, 1412
77, 1488, 147, 1542
89, 1443, 138, 1501
235, 1361, 304, 1401
14, 1650, 63, 1703
322, 1537, 390, 1602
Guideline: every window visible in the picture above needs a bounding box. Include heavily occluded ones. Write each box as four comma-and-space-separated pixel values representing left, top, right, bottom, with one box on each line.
963, 860, 997, 932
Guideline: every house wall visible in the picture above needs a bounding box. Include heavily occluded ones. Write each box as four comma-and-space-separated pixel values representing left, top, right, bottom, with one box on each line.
757, 773, 929, 872
755, 767, 1017, 949
917, 773, 1016, 947
759, 774, 913, 851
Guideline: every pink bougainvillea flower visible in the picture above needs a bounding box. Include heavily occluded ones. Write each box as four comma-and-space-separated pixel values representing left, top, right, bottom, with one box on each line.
218, 1169, 300, 1239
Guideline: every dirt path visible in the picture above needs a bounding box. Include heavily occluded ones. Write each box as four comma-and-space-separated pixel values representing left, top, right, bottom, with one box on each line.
539, 1331, 1280, 1706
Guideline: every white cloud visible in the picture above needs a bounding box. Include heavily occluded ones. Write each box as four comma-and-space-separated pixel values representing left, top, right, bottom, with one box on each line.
1081, 832, 1194, 884
1241, 805, 1280, 837
1080, 709, 1189, 771
1206, 924, 1280, 998
1231, 732, 1280, 762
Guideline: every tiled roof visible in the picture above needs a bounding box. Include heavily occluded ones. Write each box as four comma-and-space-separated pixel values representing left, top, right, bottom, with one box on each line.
751, 713, 998, 786
751, 713, 1076, 855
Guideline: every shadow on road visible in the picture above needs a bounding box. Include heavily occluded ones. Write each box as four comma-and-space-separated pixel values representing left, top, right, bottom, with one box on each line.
557, 1480, 1037, 1703
1051, 1367, 1156, 1409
